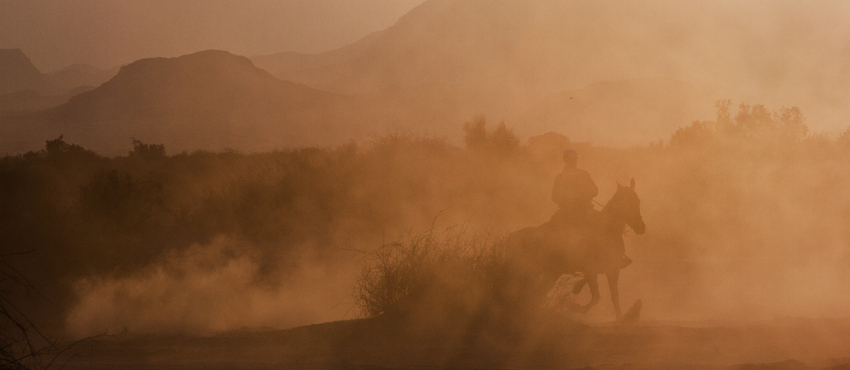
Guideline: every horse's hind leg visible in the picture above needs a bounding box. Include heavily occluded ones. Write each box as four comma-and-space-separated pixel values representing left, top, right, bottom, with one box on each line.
607, 270, 622, 321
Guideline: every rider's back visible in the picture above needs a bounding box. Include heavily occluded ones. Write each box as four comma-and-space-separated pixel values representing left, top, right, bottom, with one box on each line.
552, 167, 598, 212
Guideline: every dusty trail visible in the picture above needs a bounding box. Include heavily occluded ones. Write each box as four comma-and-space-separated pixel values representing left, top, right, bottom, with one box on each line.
61, 317, 850, 370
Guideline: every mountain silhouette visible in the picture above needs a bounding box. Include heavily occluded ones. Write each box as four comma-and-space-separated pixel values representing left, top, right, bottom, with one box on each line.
0, 48, 113, 96
253, 0, 548, 98
0, 49, 115, 118
42, 64, 116, 95
6, 1, 850, 153
0, 88, 94, 118
1, 49, 479, 155
0, 49, 43, 94
255, 0, 850, 96
2, 50, 358, 154
253, 0, 850, 137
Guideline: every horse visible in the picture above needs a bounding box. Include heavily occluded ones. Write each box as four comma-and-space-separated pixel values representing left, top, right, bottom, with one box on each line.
504, 178, 645, 321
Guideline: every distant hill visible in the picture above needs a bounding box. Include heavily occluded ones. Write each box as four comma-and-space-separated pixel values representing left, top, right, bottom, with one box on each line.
0, 49, 43, 94
0, 88, 95, 118
252, 0, 850, 136
8, 1, 850, 153
2, 50, 360, 155
1, 49, 485, 155
0, 49, 114, 96
42, 63, 117, 95
0, 49, 115, 118
254, 0, 850, 96
253, 0, 560, 102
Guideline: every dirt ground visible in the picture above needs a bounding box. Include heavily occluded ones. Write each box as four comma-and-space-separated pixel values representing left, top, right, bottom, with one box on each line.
59, 315, 850, 370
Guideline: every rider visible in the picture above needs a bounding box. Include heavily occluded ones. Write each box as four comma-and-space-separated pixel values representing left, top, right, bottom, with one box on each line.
551, 149, 632, 268
551, 149, 597, 227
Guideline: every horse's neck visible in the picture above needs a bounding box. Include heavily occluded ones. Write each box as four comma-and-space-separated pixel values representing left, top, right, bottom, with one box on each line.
600, 196, 627, 234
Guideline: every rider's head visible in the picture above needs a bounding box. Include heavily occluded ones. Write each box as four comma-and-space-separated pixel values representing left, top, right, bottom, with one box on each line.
563, 149, 578, 168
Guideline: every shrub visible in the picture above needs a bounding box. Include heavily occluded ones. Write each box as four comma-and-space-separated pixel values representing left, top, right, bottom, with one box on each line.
463, 117, 521, 157
354, 227, 508, 320
129, 139, 166, 159
1, 256, 87, 370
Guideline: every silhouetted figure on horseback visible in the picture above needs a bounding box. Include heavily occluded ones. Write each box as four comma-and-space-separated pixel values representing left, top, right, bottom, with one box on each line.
549, 149, 600, 243
549, 149, 631, 269
504, 149, 645, 322
551, 149, 598, 229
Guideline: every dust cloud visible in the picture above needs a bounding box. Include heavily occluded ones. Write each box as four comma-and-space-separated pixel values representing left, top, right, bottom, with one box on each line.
252, 0, 850, 146
595, 102, 850, 322
65, 236, 359, 337
3, 1, 850, 366
0, 0, 424, 71
51, 104, 850, 339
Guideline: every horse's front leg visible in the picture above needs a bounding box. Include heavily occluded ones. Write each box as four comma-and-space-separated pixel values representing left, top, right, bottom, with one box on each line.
577, 272, 600, 313
607, 269, 621, 321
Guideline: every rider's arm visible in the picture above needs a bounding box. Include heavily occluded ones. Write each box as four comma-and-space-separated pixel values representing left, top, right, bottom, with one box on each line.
582, 171, 598, 199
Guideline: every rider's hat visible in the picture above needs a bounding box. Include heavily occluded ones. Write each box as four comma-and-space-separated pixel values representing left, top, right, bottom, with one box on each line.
563, 149, 578, 159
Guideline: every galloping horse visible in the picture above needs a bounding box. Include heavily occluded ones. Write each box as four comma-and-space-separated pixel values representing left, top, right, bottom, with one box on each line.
505, 178, 645, 321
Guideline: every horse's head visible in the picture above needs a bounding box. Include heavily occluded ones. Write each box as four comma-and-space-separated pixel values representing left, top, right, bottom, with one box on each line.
610, 178, 646, 235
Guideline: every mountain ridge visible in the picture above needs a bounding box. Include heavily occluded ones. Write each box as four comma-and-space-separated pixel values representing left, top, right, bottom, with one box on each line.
0, 49, 43, 94
0, 48, 114, 96
251, 0, 850, 135
3, 50, 352, 155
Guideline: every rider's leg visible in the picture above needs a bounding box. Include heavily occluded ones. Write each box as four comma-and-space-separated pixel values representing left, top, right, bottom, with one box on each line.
613, 237, 632, 269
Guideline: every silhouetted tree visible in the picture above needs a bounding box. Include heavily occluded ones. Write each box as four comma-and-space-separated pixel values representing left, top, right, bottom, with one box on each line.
836, 126, 850, 150
129, 138, 165, 159
463, 117, 520, 157
44, 135, 98, 160
670, 100, 810, 148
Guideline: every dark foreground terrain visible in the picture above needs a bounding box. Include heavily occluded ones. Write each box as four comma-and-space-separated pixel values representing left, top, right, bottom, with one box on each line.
61, 316, 850, 370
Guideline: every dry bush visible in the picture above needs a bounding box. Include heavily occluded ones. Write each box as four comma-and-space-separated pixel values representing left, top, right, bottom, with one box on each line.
1, 256, 87, 370
354, 227, 510, 320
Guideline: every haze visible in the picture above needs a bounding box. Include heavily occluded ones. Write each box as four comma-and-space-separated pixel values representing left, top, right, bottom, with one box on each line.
0, 0, 424, 71
2, 1, 850, 369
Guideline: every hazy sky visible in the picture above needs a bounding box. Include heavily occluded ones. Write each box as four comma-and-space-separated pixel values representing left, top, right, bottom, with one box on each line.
0, 0, 425, 72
